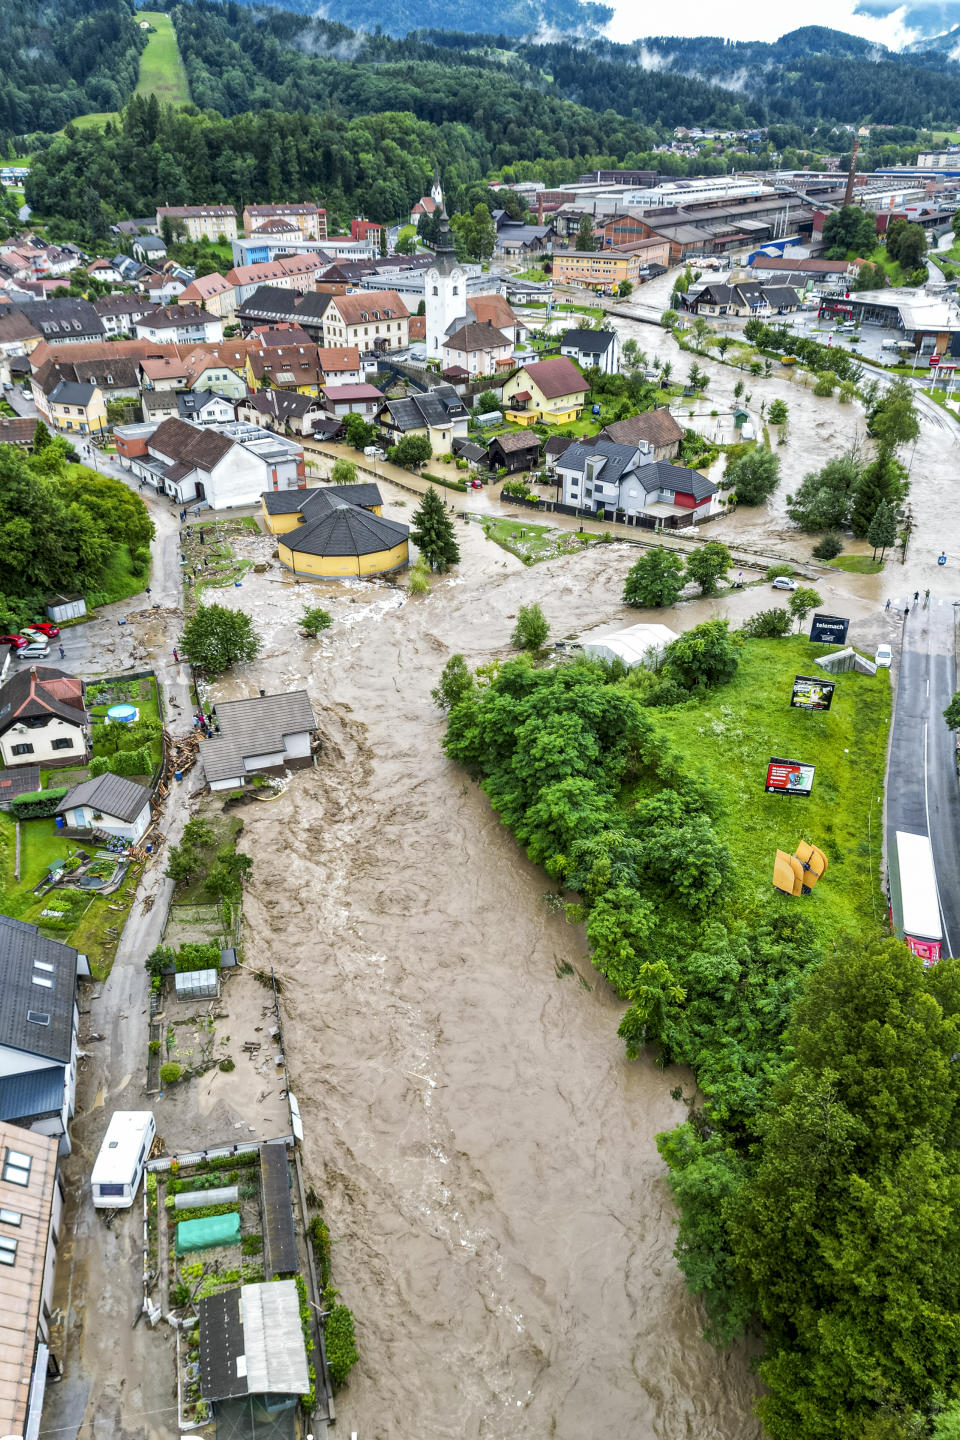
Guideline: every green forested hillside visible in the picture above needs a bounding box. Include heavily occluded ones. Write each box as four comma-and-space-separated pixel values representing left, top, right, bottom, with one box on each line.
0, 0, 145, 134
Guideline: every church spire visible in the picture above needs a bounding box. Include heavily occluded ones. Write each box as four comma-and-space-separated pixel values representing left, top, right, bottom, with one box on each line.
433, 206, 458, 277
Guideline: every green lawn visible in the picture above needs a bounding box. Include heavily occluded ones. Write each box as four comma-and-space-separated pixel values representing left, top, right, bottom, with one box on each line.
514, 266, 550, 283
85, 543, 149, 609
135, 12, 190, 106
480, 515, 596, 564
633, 637, 891, 944
826, 555, 884, 575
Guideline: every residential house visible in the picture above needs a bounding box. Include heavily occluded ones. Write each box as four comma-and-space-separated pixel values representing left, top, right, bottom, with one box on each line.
441, 320, 513, 377
177, 391, 236, 426
225, 254, 329, 306
142, 272, 186, 306
321, 383, 384, 419
377, 383, 468, 451
0, 1122, 63, 1440
0, 309, 43, 360
56, 774, 152, 842
543, 433, 575, 473
556, 437, 717, 522
501, 357, 589, 427
317, 345, 364, 386
245, 344, 322, 395
560, 327, 622, 375
178, 273, 236, 318
487, 431, 541, 473
93, 293, 158, 338
275, 492, 409, 580
492, 216, 554, 257
134, 304, 224, 346
599, 409, 685, 462
0, 416, 37, 447
261, 482, 383, 534
688, 281, 801, 317
132, 235, 167, 264
47, 380, 107, 435
127, 417, 305, 507
0, 666, 88, 768
0, 914, 83, 1156
113, 217, 160, 237
464, 293, 526, 347
86, 257, 123, 285
10, 300, 104, 346
235, 286, 332, 341
242, 204, 326, 241
552, 248, 643, 291
32, 354, 142, 424
321, 291, 410, 352
156, 206, 238, 243
236, 390, 338, 439
199, 691, 317, 790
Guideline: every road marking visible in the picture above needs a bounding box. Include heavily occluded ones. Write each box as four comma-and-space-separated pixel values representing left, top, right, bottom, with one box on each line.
923, 721, 955, 958
927, 678, 930, 697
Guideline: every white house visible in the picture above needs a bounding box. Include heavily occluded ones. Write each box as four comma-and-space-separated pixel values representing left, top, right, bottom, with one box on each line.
200, 691, 317, 790
560, 327, 622, 375
127, 417, 305, 507
0, 916, 83, 1157
0, 666, 88, 768
134, 304, 224, 346
56, 773, 153, 843
556, 438, 718, 522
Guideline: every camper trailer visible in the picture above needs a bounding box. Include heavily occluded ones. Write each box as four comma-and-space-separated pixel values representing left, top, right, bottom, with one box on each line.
91, 1110, 156, 1208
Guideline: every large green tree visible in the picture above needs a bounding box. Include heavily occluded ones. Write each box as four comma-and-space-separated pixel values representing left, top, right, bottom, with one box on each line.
411, 486, 460, 572
822, 205, 877, 258
179, 603, 262, 677
786, 451, 863, 532
725, 446, 780, 506
623, 546, 686, 608
684, 541, 731, 596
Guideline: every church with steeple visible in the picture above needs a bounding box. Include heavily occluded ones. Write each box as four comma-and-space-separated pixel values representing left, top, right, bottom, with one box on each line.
425, 209, 466, 358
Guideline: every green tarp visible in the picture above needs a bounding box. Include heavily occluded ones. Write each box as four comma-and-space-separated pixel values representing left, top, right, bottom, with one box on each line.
176, 1211, 241, 1254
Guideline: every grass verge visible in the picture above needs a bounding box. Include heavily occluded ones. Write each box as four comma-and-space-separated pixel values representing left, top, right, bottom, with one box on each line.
480, 515, 599, 563
631, 636, 891, 945
136, 11, 190, 106
826, 555, 884, 574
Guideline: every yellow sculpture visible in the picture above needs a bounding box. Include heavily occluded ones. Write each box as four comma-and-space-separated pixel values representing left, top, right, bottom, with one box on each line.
773, 841, 828, 897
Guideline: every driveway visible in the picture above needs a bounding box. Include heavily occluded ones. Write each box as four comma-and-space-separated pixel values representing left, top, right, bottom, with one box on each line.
886, 594, 960, 956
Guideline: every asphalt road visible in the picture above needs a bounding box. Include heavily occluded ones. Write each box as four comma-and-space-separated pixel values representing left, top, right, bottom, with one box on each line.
886, 593, 960, 957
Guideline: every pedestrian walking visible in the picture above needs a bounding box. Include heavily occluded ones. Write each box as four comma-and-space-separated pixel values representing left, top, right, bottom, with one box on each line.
885, 598, 891, 610
925, 588, 930, 606
58, 645, 65, 659
905, 605, 910, 617
173, 648, 179, 663
146, 586, 151, 597
914, 590, 919, 602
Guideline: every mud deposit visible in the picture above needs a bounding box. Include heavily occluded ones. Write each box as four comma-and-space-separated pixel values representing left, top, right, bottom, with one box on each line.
211, 521, 763, 1440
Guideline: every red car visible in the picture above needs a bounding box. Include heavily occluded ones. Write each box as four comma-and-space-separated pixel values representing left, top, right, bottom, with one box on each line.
0, 635, 28, 651
24, 621, 60, 638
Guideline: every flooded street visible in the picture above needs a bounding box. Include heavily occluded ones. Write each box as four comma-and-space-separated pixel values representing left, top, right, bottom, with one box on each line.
207, 519, 765, 1439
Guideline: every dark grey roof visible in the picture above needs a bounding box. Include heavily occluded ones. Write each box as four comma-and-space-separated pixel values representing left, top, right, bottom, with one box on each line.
694, 283, 736, 306
0, 1066, 65, 1125
544, 434, 575, 458
177, 392, 230, 418
200, 691, 317, 784
281, 505, 408, 560
259, 1143, 298, 1278
261, 482, 382, 515
382, 383, 466, 432
49, 380, 98, 407
640, 459, 717, 502
237, 286, 331, 330
762, 285, 801, 308
199, 1289, 247, 1402
12, 299, 104, 340
560, 328, 616, 353
454, 441, 487, 462
489, 431, 540, 455
557, 438, 640, 488
243, 390, 320, 422
56, 773, 152, 823
0, 913, 78, 1064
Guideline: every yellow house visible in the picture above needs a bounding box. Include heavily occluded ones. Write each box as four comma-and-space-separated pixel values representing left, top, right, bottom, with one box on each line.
48, 379, 107, 436
245, 345, 322, 397
500, 357, 588, 427
552, 248, 643, 290
261, 482, 384, 534
277, 501, 408, 579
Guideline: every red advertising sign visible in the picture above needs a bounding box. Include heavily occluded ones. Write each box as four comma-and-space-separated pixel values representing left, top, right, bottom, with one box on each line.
765, 757, 816, 797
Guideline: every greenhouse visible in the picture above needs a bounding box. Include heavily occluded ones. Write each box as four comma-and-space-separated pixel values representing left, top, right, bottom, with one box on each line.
176, 1212, 241, 1254
175, 967, 220, 1001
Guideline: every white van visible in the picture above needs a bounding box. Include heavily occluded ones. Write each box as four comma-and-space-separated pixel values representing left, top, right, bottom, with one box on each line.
91, 1110, 156, 1208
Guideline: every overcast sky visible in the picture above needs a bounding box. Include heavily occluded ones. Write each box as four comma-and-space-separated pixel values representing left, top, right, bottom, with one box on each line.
603, 1, 925, 48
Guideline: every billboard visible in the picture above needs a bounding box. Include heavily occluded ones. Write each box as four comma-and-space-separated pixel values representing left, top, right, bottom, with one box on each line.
790, 675, 835, 712
765, 757, 816, 797
810, 613, 849, 645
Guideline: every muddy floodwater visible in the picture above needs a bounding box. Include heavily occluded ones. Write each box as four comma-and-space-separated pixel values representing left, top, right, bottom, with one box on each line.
208, 521, 764, 1440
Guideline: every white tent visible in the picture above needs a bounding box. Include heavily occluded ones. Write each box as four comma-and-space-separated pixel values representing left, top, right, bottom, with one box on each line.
580, 621, 679, 668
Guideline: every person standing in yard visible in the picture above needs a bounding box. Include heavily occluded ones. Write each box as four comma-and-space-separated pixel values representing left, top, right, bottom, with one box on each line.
58, 644, 65, 659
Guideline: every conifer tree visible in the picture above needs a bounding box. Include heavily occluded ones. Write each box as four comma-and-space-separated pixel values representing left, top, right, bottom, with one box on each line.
410, 487, 460, 572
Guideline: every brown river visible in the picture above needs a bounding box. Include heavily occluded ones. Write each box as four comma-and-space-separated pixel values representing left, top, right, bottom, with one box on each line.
207, 518, 766, 1440
205, 330, 957, 1438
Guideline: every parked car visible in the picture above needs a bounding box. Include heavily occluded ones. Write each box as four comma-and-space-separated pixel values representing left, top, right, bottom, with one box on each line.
470, 479, 483, 489
16, 642, 49, 660
875, 644, 893, 669
0, 634, 28, 650
23, 621, 60, 638
771, 577, 798, 591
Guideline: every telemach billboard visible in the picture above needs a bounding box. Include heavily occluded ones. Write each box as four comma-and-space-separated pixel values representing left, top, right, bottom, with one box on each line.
810, 613, 849, 645
765, 757, 816, 797
790, 675, 835, 712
